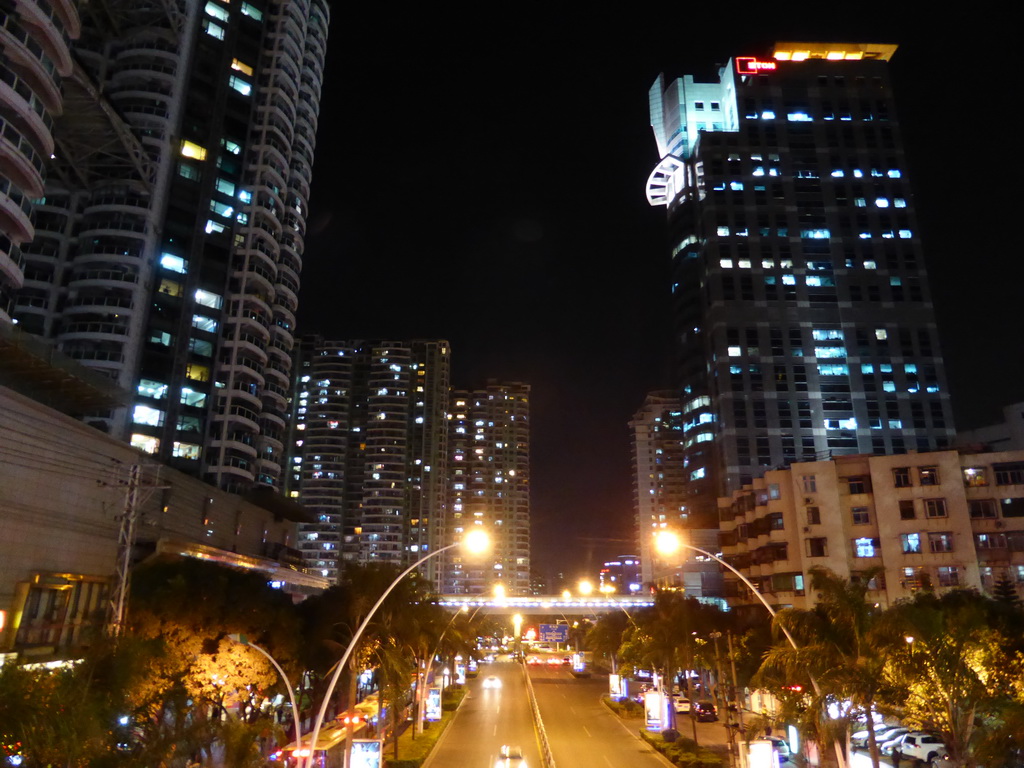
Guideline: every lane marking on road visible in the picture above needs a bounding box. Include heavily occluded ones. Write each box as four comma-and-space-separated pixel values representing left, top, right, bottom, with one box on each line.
493, 725, 498, 736
583, 725, 592, 737
604, 757, 615, 767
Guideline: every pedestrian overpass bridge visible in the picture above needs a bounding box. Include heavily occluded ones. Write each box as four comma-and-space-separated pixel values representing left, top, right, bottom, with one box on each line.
436, 594, 656, 616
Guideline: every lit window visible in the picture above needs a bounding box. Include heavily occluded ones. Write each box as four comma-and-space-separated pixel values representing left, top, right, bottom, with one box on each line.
173, 442, 202, 460
875, 329, 887, 340
229, 75, 252, 96
160, 253, 187, 273
178, 163, 200, 181
240, 1, 262, 19
204, 1, 228, 21
720, 258, 733, 268
874, 198, 889, 208
210, 200, 233, 218
194, 289, 223, 309
137, 379, 168, 400
131, 434, 160, 454
230, 58, 254, 76
222, 139, 242, 155
181, 388, 206, 407
901, 533, 921, 554
853, 538, 877, 557
180, 140, 208, 160
191, 314, 218, 333
203, 20, 225, 39
728, 346, 741, 357
133, 405, 164, 426
215, 178, 236, 196
717, 226, 730, 236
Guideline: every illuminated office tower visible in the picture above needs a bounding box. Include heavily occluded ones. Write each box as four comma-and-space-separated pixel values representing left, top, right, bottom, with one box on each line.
288, 339, 451, 583
646, 43, 955, 513
6, 0, 328, 492
443, 381, 530, 595
0, 0, 80, 318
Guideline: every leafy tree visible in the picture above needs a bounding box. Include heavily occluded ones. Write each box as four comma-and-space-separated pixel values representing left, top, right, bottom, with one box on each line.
586, 611, 631, 673
883, 589, 1024, 768
756, 567, 896, 768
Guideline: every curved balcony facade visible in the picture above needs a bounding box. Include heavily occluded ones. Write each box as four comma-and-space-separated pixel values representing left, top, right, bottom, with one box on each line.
0, 0, 78, 319
207, 0, 328, 492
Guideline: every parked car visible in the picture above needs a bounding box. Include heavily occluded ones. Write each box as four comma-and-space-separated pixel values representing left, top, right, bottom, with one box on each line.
889, 732, 948, 765
768, 737, 791, 757
692, 700, 718, 722
672, 695, 691, 714
851, 721, 896, 749
878, 728, 912, 755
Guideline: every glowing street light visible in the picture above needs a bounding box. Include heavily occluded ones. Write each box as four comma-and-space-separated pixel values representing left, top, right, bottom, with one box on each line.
577, 579, 594, 596
303, 529, 490, 768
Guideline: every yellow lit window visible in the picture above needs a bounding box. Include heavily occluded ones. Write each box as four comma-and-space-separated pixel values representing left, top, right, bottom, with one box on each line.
186, 363, 210, 382
231, 58, 254, 75
180, 140, 207, 160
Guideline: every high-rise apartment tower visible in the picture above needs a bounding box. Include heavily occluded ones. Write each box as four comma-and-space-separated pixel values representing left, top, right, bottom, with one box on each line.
444, 381, 530, 594
646, 43, 955, 514
4, 0, 328, 492
288, 339, 451, 584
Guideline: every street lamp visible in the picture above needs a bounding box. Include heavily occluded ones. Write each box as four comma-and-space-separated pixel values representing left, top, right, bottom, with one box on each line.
654, 530, 846, 768
227, 634, 303, 762
303, 529, 490, 768
577, 579, 594, 596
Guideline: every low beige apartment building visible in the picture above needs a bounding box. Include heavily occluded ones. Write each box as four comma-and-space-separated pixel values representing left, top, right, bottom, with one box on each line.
718, 449, 1024, 613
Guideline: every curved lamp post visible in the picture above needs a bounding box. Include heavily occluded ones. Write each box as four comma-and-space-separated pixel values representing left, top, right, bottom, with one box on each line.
303, 529, 490, 768
653, 530, 847, 768
227, 634, 303, 762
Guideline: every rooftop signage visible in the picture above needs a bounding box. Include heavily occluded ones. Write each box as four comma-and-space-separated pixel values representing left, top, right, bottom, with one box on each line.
736, 57, 777, 75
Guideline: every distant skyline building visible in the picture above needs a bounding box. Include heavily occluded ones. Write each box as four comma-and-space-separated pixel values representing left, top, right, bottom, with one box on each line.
444, 381, 530, 595
646, 42, 955, 514
288, 339, 450, 584
630, 391, 723, 595
3, 0, 328, 493
599, 555, 642, 594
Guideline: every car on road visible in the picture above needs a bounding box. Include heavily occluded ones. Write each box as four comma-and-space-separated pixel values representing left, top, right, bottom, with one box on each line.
692, 700, 718, 722
672, 695, 691, 714
494, 744, 527, 768
482, 676, 502, 689
768, 737, 791, 758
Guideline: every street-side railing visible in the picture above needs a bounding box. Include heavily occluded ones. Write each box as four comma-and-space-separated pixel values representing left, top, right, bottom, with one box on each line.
522, 663, 557, 768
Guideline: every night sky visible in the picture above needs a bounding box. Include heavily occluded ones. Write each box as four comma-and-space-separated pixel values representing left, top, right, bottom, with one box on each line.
298, 7, 1022, 586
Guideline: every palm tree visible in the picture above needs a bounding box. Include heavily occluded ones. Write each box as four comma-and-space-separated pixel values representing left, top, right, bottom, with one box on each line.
756, 567, 896, 768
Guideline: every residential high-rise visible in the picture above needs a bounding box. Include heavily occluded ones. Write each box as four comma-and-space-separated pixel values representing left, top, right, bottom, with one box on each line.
4, 0, 328, 492
646, 43, 954, 514
1, 0, 80, 316
444, 381, 530, 595
288, 339, 451, 584
630, 390, 721, 594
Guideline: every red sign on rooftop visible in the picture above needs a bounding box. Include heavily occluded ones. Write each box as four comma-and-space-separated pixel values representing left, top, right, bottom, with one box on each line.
736, 57, 777, 75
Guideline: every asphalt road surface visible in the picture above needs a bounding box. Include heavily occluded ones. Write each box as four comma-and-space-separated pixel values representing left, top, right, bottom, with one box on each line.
422, 660, 542, 768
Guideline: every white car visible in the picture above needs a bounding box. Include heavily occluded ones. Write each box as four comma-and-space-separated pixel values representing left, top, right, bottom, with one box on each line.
889, 733, 948, 764
482, 676, 502, 689
672, 695, 691, 714
878, 728, 911, 755
494, 745, 527, 768
851, 722, 895, 749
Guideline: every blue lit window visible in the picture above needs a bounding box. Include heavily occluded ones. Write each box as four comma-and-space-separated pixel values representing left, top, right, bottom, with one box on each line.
203, 20, 224, 39
691, 467, 706, 480
730, 366, 742, 375
761, 110, 775, 120
859, 232, 872, 240
854, 538, 877, 557
818, 364, 849, 376
861, 364, 874, 374
204, 1, 228, 21
752, 167, 765, 176
883, 381, 896, 392
238, 189, 252, 203
875, 198, 889, 207
801, 229, 830, 239
894, 198, 907, 208
889, 419, 903, 429
888, 169, 902, 178
890, 277, 902, 286
812, 329, 843, 341
854, 198, 866, 207
831, 170, 845, 177
787, 112, 812, 122
782, 274, 796, 285
717, 226, 730, 236
864, 260, 877, 269
853, 169, 864, 178
904, 364, 917, 373
898, 229, 912, 238
160, 253, 187, 273
215, 178, 235, 196
241, 1, 263, 19
730, 181, 744, 191
880, 364, 893, 372
815, 347, 847, 358
228, 76, 251, 96
806, 276, 835, 287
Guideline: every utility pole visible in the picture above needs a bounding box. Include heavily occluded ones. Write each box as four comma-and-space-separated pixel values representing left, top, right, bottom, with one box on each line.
109, 463, 140, 637
728, 631, 747, 768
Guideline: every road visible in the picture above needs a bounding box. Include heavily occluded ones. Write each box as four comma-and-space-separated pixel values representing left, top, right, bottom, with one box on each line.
526, 662, 672, 767
422, 660, 542, 768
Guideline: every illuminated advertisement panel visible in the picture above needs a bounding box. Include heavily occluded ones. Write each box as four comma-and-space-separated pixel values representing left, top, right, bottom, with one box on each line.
644, 691, 664, 731
736, 57, 778, 75
426, 687, 442, 721
351, 739, 383, 768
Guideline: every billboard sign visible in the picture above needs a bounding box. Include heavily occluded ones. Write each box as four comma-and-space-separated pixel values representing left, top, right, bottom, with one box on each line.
425, 687, 442, 721
350, 740, 382, 768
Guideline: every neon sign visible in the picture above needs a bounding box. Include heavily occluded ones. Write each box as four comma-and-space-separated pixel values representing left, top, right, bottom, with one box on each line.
736, 57, 777, 75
